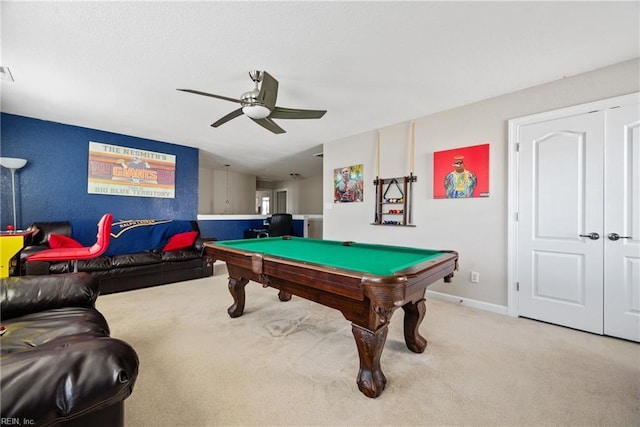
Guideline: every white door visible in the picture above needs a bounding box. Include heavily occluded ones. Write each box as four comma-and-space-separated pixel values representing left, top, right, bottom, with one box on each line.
517, 112, 605, 334
603, 103, 640, 342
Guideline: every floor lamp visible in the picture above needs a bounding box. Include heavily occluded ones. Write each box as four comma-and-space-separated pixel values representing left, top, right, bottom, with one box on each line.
0, 157, 28, 229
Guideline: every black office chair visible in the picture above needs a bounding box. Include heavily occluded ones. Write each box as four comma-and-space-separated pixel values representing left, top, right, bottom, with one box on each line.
261, 213, 293, 238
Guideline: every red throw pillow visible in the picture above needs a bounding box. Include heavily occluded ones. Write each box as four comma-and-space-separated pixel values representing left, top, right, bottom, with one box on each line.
49, 233, 84, 249
162, 231, 198, 252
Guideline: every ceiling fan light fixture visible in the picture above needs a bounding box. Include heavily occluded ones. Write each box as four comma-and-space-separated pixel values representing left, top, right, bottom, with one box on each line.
242, 105, 271, 119
180, 70, 325, 133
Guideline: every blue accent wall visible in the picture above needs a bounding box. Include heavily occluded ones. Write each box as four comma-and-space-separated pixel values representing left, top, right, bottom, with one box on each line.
198, 219, 266, 241
198, 219, 305, 241
0, 113, 199, 228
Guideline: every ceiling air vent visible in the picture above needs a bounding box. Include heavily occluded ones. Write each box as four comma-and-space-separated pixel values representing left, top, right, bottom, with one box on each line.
0, 66, 14, 82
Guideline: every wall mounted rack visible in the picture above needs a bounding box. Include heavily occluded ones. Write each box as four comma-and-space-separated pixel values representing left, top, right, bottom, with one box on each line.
371, 174, 417, 227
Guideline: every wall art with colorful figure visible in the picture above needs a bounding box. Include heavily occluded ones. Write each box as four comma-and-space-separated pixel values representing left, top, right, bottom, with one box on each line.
433, 143, 489, 199
334, 164, 364, 203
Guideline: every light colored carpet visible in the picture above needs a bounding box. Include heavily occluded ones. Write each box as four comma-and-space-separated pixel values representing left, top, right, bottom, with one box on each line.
96, 265, 640, 426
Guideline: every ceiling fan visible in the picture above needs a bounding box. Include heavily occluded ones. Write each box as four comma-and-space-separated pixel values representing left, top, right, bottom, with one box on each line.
178, 70, 326, 134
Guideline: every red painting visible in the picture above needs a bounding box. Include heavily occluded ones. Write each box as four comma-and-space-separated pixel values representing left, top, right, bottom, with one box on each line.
433, 143, 489, 198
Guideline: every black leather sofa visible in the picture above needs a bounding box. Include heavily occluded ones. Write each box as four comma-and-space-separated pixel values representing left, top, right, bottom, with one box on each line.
0, 273, 139, 427
21, 220, 215, 294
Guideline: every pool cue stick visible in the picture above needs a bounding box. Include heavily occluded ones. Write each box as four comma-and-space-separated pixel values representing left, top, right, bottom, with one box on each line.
376, 130, 381, 176
374, 131, 381, 224
410, 122, 415, 174
409, 122, 415, 225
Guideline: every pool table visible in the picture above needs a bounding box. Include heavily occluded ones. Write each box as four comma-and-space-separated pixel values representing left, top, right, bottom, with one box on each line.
204, 236, 458, 398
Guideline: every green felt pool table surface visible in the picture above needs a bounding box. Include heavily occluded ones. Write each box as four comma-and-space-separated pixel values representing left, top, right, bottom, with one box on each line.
215, 236, 447, 277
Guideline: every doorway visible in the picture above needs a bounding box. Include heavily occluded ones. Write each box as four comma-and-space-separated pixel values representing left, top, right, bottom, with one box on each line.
255, 190, 271, 215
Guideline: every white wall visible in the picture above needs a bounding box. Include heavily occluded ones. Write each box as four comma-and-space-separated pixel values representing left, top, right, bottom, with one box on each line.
198, 167, 256, 214
323, 58, 640, 307
298, 175, 323, 214
200, 169, 323, 215
269, 175, 323, 215
198, 167, 214, 214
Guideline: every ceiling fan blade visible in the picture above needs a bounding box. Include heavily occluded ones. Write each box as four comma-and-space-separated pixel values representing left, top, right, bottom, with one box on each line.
257, 72, 278, 110
251, 117, 286, 134
270, 106, 327, 120
211, 108, 244, 128
177, 89, 242, 104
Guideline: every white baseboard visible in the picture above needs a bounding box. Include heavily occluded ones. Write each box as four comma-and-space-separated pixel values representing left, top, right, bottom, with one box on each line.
426, 290, 508, 316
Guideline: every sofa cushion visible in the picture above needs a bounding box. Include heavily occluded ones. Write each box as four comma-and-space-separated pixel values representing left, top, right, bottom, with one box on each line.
161, 248, 202, 262
96, 263, 163, 280
161, 257, 204, 273
48, 233, 83, 248
111, 252, 163, 268
78, 256, 116, 272
45, 257, 115, 274
162, 231, 199, 252
0, 273, 99, 320
0, 307, 110, 354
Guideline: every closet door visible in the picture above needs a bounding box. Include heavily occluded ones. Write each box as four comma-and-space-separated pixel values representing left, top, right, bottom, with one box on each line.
604, 103, 640, 342
517, 112, 605, 334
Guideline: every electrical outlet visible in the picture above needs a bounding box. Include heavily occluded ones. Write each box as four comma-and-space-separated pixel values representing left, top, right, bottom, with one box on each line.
470, 271, 480, 283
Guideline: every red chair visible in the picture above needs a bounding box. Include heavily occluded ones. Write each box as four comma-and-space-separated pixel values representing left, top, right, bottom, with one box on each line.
27, 213, 113, 272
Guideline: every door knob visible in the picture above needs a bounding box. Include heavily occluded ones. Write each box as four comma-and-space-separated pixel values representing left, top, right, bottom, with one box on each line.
608, 233, 631, 241
579, 232, 600, 240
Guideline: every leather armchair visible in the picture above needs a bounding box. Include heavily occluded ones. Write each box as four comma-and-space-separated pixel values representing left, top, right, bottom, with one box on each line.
1, 273, 139, 427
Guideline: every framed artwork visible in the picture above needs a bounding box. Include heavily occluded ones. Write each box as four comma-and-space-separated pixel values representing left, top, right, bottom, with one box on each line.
87, 142, 176, 198
334, 164, 364, 203
433, 143, 489, 198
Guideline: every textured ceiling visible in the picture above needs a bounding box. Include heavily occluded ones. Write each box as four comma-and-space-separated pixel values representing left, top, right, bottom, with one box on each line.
1, 1, 638, 181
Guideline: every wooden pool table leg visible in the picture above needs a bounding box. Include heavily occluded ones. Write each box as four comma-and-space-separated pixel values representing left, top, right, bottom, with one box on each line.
351, 323, 388, 398
227, 277, 249, 318
277, 290, 292, 301
402, 298, 427, 353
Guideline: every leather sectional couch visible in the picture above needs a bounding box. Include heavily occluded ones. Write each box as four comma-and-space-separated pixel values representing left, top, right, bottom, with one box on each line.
21, 219, 215, 294
0, 273, 139, 427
